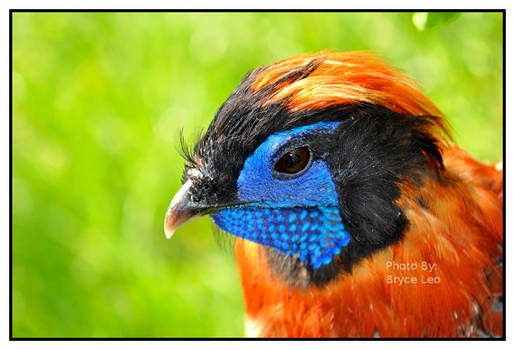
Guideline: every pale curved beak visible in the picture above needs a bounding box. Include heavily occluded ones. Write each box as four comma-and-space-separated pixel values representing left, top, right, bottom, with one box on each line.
164, 180, 204, 239
164, 180, 250, 239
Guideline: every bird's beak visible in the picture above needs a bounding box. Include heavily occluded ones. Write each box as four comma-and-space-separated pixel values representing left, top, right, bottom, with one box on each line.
164, 180, 209, 239
164, 179, 249, 239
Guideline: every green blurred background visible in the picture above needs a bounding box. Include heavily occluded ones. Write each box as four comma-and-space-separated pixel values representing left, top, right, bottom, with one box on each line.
12, 12, 503, 337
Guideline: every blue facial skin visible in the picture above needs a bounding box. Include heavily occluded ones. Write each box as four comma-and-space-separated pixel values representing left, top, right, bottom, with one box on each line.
211, 122, 350, 269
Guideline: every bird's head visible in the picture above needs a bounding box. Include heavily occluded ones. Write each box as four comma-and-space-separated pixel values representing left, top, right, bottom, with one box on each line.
165, 51, 447, 286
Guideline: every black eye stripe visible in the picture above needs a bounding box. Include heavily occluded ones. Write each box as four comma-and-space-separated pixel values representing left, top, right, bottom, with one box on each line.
274, 146, 312, 176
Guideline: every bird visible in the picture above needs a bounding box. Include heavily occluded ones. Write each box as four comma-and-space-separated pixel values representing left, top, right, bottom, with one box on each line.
163, 51, 503, 338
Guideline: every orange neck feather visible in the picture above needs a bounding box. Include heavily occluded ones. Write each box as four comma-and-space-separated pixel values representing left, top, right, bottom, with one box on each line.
233, 52, 502, 337
234, 145, 502, 337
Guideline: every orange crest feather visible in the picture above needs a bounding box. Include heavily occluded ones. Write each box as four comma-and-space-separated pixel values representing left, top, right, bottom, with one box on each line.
252, 51, 449, 136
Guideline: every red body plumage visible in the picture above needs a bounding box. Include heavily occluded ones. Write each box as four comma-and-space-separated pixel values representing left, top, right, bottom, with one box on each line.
232, 52, 503, 338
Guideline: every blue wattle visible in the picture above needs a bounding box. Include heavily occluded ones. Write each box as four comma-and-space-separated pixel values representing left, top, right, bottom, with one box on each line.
211, 206, 350, 269
210, 121, 350, 269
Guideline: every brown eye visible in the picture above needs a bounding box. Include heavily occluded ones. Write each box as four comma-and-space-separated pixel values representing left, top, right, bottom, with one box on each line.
274, 146, 311, 174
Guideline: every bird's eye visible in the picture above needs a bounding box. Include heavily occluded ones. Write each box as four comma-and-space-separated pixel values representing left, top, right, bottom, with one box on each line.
274, 146, 311, 175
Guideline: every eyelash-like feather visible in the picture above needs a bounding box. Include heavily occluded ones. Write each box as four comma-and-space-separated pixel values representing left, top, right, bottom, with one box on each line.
178, 128, 206, 171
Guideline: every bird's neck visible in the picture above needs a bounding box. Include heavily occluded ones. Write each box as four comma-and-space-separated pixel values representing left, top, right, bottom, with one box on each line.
234, 153, 503, 337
